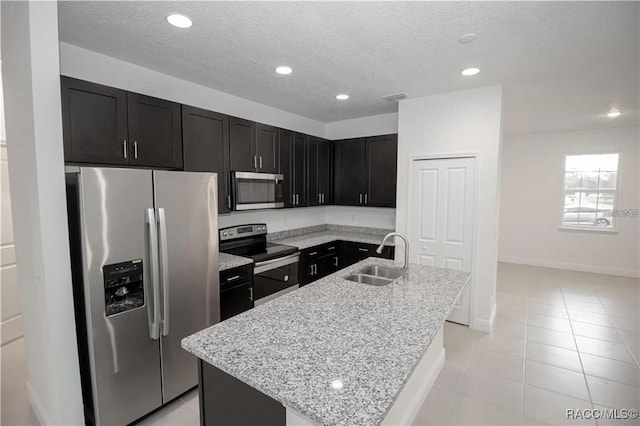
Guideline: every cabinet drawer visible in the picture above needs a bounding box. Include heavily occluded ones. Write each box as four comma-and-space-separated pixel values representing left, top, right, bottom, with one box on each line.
220, 263, 253, 288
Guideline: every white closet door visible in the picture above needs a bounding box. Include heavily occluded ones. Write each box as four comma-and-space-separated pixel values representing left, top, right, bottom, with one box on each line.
408, 157, 475, 325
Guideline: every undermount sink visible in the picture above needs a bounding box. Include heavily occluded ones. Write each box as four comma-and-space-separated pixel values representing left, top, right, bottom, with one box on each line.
344, 274, 393, 286
356, 265, 407, 280
344, 265, 408, 286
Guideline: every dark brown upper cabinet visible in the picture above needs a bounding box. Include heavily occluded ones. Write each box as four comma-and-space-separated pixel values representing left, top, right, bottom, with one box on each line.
334, 138, 366, 206
127, 93, 182, 169
61, 76, 129, 165
279, 130, 307, 207
365, 134, 397, 207
334, 135, 397, 207
307, 137, 332, 206
61, 76, 182, 169
255, 123, 278, 173
182, 105, 231, 213
229, 117, 256, 172
229, 118, 279, 173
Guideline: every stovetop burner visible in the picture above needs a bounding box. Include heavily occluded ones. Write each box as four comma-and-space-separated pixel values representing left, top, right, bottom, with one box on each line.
219, 224, 298, 263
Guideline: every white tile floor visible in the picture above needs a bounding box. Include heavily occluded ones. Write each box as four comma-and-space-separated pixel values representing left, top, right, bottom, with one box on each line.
1, 263, 638, 426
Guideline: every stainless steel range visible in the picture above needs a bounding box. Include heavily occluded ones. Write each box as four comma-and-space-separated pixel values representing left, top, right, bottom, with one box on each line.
219, 224, 299, 306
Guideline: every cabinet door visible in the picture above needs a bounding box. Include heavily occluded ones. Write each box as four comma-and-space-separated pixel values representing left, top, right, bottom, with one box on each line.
220, 282, 253, 321
293, 133, 308, 207
229, 117, 256, 172
334, 138, 366, 206
182, 105, 231, 213
307, 137, 319, 207
278, 129, 294, 208
366, 135, 398, 207
317, 140, 332, 205
255, 123, 278, 173
127, 93, 182, 169
61, 76, 129, 165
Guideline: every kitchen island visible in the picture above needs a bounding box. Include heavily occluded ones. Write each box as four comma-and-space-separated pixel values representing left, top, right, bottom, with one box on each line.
182, 258, 470, 426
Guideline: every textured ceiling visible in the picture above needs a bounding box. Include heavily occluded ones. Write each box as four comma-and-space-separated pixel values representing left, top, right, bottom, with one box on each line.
57, 1, 639, 134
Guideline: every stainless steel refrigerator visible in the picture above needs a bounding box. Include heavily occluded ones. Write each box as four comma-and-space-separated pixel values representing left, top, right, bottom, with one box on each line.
66, 166, 220, 426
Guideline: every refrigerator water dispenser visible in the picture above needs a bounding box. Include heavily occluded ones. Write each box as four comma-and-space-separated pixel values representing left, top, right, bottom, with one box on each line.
103, 260, 144, 316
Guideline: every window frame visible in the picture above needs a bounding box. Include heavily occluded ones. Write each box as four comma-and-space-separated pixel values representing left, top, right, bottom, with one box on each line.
559, 152, 620, 233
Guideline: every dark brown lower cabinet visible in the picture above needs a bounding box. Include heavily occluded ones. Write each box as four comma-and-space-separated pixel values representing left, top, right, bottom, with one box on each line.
199, 361, 284, 426
299, 241, 394, 286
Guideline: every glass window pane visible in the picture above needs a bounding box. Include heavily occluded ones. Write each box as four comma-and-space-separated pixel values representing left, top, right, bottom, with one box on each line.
580, 172, 599, 189
599, 172, 617, 189
599, 154, 619, 171
564, 172, 581, 189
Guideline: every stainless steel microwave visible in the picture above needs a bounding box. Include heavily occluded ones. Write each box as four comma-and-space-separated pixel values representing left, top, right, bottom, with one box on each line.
231, 172, 285, 211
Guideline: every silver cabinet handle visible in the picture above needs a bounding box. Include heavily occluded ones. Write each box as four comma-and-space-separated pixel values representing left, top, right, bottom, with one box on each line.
359, 193, 363, 204
309, 265, 314, 275
322, 193, 325, 203
254, 155, 257, 169
365, 193, 368, 205
259, 156, 263, 169
158, 208, 170, 337
318, 193, 321, 203
333, 256, 339, 267
358, 248, 369, 252
226, 275, 241, 282
227, 195, 232, 210
314, 264, 318, 274
296, 194, 299, 205
123, 140, 128, 159
309, 251, 318, 256
327, 246, 336, 251
146, 208, 160, 340
249, 287, 253, 302
133, 141, 138, 159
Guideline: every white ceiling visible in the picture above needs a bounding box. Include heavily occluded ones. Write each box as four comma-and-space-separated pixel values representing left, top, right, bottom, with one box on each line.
57, 1, 639, 135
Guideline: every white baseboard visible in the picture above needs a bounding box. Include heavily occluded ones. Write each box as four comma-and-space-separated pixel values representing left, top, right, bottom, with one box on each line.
471, 302, 496, 333
27, 381, 51, 426
1, 315, 23, 345
499, 256, 640, 278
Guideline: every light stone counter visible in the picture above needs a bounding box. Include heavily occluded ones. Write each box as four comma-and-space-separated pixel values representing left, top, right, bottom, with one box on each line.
183, 258, 470, 426
218, 252, 253, 271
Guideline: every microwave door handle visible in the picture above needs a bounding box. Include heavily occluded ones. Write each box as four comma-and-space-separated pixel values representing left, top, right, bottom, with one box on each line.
158, 208, 170, 337
146, 208, 160, 340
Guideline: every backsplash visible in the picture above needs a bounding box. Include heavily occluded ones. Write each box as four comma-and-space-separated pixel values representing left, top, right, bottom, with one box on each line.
267, 224, 393, 241
218, 206, 396, 233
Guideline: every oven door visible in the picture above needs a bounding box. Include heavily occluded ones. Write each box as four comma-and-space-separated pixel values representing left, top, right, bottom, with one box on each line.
253, 253, 299, 306
232, 172, 285, 211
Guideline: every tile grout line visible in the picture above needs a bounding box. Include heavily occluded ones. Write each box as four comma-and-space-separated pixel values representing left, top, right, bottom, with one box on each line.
561, 286, 596, 415
595, 290, 640, 368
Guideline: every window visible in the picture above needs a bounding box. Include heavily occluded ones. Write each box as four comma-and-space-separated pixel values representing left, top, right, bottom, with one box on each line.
563, 153, 618, 229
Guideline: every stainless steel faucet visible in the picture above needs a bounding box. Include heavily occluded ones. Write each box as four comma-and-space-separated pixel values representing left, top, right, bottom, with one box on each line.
376, 232, 409, 269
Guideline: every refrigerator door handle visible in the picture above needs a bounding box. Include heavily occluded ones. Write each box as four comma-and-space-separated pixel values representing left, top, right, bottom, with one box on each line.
146, 208, 161, 340
158, 208, 170, 337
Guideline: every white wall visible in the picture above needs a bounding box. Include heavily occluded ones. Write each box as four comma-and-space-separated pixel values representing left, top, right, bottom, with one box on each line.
325, 112, 398, 140
499, 126, 640, 277
1, 2, 83, 424
397, 86, 503, 333
219, 206, 395, 233
59, 42, 326, 138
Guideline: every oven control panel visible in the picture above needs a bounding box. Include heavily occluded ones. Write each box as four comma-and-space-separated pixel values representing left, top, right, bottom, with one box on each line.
220, 224, 267, 241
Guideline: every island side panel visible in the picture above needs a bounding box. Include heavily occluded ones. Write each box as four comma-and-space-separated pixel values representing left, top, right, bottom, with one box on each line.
199, 360, 286, 426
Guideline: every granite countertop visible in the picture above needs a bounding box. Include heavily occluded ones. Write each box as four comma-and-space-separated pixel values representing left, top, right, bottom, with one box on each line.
183, 258, 470, 426
218, 252, 253, 271
271, 230, 393, 250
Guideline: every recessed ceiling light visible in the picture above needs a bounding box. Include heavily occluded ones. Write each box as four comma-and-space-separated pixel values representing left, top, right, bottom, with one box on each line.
606, 110, 622, 118
336, 94, 349, 100
458, 33, 478, 44
275, 66, 292, 75
166, 14, 192, 28
461, 67, 480, 76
